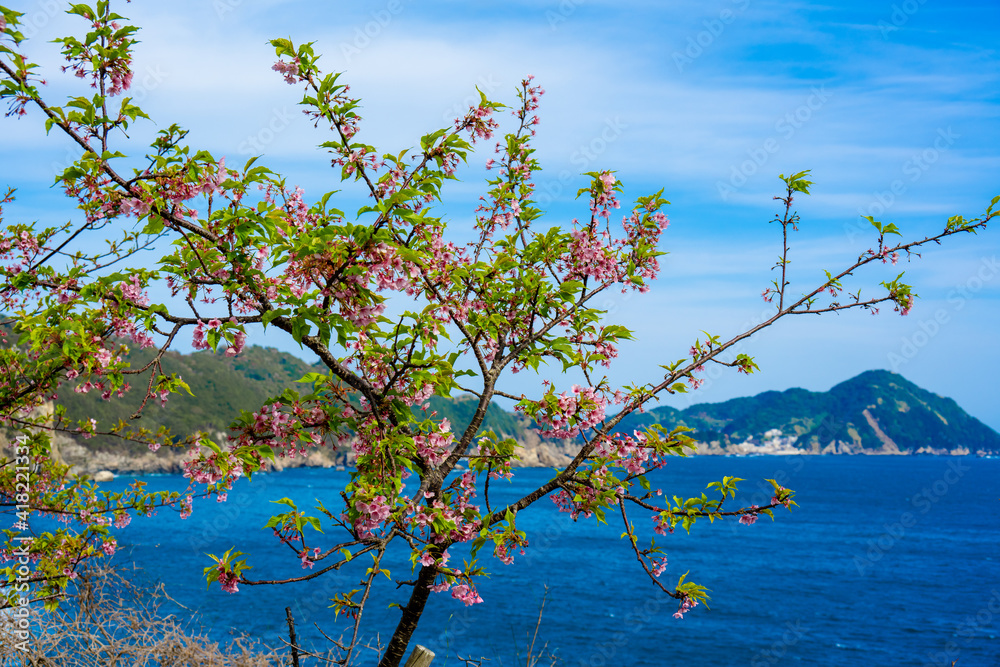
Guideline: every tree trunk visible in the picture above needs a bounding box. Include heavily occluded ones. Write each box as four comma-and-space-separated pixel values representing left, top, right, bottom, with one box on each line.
378, 565, 438, 667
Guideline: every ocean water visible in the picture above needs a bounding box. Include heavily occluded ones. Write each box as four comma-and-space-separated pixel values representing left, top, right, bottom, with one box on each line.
92, 457, 998, 666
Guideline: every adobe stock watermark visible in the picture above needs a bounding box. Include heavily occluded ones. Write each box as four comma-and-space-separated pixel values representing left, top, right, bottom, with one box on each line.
238, 107, 296, 155
876, 0, 929, 39
213, 0, 243, 20
672, 0, 752, 73
534, 116, 628, 206
887, 255, 998, 371
13, 0, 60, 39
923, 589, 1000, 667
716, 86, 832, 202
546, 0, 585, 31
575, 596, 666, 667
853, 458, 970, 576
845, 127, 959, 245
749, 620, 805, 667
5, 434, 34, 653
339, 0, 408, 64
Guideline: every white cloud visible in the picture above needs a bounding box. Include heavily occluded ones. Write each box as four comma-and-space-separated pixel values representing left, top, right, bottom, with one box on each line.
2, 0, 997, 428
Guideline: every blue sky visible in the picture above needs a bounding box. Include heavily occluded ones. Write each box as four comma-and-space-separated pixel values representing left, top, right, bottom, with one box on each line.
2, 0, 999, 429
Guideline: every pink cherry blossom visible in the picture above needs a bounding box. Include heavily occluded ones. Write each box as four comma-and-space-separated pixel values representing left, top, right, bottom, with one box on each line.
673, 596, 698, 619
272, 59, 300, 84
739, 506, 760, 526
217, 564, 240, 593
101, 539, 117, 556
450, 583, 483, 606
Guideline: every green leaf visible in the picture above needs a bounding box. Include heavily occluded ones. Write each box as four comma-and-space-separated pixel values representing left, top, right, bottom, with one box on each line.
261, 308, 289, 327
200, 437, 222, 456
779, 170, 813, 195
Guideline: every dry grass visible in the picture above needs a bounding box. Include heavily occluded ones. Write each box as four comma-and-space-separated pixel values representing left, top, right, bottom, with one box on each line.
0, 563, 286, 666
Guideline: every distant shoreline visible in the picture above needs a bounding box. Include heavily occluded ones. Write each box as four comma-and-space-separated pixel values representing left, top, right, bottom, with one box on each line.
66, 445, 998, 482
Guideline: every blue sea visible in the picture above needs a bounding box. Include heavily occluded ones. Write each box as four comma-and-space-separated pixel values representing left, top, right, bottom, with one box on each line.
93, 457, 998, 666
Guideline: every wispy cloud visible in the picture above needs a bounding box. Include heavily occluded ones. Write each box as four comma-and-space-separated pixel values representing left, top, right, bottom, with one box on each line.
1, 0, 997, 427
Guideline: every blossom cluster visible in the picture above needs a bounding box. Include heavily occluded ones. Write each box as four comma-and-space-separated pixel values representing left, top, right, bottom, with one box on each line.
216, 563, 240, 593
354, 494, 392, 539
673, 595, 698, 619
413, 418, 454, 467
592, 431, 666, 476
528, 384, 608, 439
738, 505, 760, 526
58, 14, 134, 96
409, 473, 481, 545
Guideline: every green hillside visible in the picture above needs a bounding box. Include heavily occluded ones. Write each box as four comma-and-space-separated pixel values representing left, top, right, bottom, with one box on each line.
55, 344, 536, 454
57, 345, 320, 452
424, 395, 525, 440
39, 336, 1000, 456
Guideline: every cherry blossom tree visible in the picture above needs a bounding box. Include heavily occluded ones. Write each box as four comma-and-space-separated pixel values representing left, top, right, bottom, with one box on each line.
0, 3, 995, 665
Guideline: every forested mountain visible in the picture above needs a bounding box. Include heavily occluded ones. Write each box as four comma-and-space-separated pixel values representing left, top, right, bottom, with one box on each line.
57, 345, 321, 453
613, 370, 1000, 455
49, 344, 1000, 468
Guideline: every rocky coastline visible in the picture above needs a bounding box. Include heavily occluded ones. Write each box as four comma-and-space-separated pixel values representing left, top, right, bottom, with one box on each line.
42, 426, 987, 482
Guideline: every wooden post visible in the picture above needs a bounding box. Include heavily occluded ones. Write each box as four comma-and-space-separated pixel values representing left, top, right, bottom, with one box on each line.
403, 644, 435, 667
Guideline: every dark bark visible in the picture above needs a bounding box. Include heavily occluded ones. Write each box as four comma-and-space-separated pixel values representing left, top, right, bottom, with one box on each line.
285, 606, 300, 667
378, 565, 438, 667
